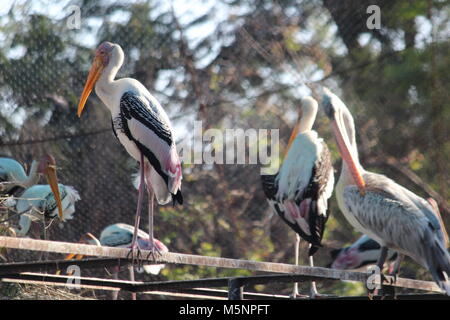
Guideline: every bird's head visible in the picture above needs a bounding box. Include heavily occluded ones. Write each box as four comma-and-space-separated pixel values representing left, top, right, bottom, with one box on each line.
37, 154, 64, 220
285, 96, 318, 155
77, 41, 123, 117
321, 87, 366, 195
330, 247, 361, 270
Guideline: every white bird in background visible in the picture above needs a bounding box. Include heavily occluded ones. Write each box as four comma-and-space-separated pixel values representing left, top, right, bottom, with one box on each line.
322, 87, 450, 294
77, 42, 182, 258
64, 223, 169, 300
7, 184, 80, 237
0, 157, 41, 195
261, 97, 334, 298
0, 156, 63, 206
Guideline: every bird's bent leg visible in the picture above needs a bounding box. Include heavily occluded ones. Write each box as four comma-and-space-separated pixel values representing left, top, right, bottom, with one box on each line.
128, 152, 145, 265
290, 234, 301, 299
381, 253, 404, 300
375, 246, 394, 298
388, 253, 404, 282
376, 246, 389, 273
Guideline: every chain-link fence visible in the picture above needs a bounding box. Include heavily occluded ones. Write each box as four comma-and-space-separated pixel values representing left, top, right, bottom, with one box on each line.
0, 0, 449, 299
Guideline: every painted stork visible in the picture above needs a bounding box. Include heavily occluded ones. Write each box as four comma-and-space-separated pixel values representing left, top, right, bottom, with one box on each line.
0, 156, 63, 206
322, 87, 450, 294
77, 42, 183, 257
329, 234, 398, 271
7, 184, 80, 237
64, 223, 168, 300
261, 97, 334, 298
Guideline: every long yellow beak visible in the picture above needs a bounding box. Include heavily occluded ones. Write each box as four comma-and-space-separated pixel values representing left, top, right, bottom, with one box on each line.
44, 165, 64, 220
77, 56, 103, 117
285, 122, 300, 157
331, 117, 366, 195
55, 253, 84, 275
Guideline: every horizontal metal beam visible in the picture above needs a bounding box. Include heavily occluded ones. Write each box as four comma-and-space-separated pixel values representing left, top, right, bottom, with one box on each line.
0, 258, 127, 275
0, 236, 444, 293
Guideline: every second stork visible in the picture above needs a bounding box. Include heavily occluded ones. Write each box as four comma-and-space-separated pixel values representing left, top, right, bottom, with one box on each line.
261, 97, 334, 298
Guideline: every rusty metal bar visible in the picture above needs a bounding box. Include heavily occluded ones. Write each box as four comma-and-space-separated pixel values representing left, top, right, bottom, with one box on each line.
0, 236, 444, 293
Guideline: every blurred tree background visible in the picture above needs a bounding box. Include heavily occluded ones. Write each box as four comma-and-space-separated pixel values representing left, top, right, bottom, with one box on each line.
0, 0, 448, 298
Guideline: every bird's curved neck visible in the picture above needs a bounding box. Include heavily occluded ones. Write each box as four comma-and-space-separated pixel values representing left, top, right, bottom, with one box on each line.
338, 108, 364, 184
298, 105, 318, 134
95, 60, 122, 109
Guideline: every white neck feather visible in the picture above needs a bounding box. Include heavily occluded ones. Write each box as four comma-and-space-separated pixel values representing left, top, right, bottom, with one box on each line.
298, 97, 318, 134
94, 45, 125, 111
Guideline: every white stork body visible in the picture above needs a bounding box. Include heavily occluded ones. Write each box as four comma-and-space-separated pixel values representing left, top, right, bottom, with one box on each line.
99, 223, 168, 275
67, 223, 168, 300
261, 97, 334, 298
9, 184, 80, 237
0, 158, 40, 195
323, 88, 450, 294
77, 42, 182, 254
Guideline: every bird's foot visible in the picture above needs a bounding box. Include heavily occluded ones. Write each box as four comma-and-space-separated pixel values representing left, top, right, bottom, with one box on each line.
289, 288, 308, 299
145, 240, 163, 262
126, 244, 143, 270
379, 273, 396, 300
309, 291, 334, 300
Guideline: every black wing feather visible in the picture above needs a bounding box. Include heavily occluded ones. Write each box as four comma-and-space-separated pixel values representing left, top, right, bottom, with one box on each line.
261, 142, 333, 256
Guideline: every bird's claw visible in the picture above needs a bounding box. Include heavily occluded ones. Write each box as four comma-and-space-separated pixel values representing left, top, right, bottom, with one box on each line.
145, 244, 162, 262
127, 245, 143, 270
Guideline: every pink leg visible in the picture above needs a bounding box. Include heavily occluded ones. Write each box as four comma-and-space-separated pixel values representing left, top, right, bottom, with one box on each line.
129, 152, 145, 262
144, 165, 161, 257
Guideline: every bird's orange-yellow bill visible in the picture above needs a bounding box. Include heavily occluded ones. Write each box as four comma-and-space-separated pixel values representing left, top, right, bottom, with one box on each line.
44, 165, 64, 220
77, 56, 103, 117
55, 253, 84, 275
331, 119, 366, 195
285, 122, 300, 157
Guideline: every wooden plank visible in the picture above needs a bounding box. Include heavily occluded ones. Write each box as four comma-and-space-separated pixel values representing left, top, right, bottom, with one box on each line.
0, 236, 444, 293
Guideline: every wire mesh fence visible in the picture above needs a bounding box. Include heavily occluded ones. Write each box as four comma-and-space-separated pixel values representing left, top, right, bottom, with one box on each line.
0, 0, 449, 299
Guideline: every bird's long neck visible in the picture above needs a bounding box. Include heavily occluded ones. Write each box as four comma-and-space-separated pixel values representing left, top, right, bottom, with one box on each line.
338, 108, 364, 187
298, 103, 318, 134
95, 58, 123, 111
22, 160, 40, 188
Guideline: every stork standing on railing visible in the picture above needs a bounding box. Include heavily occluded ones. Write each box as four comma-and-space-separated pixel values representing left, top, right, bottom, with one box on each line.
77, 42, 182, 258
261, 97, 334, 298
322, 87, 450, 294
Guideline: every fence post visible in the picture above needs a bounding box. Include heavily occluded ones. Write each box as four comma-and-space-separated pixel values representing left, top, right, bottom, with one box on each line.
228, 278, 243, 300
